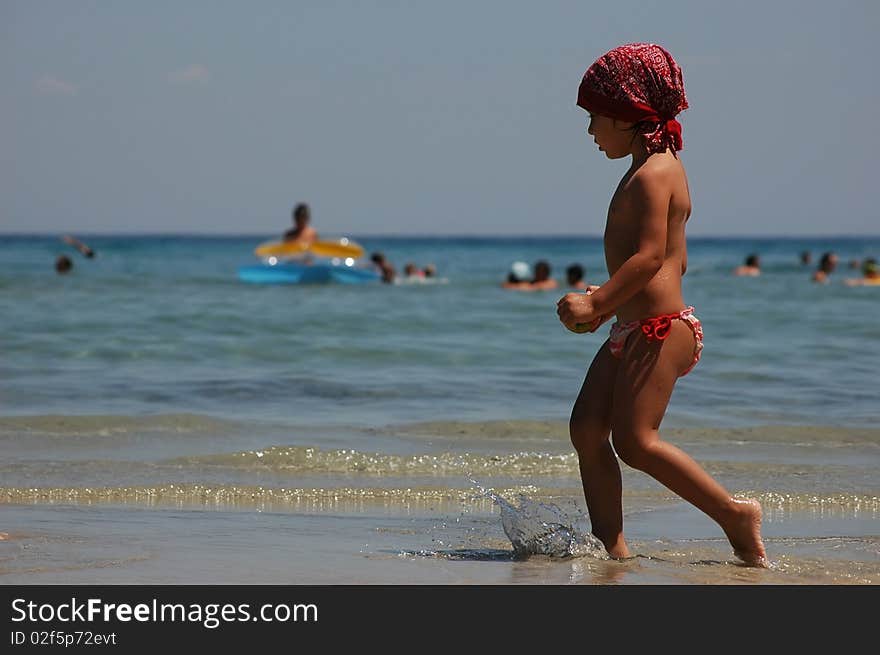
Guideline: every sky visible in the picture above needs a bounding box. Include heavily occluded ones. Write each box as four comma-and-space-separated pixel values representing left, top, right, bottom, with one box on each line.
1, 0, 877, 237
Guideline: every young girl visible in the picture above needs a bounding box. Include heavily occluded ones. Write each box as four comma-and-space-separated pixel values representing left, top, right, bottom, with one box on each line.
556, 43, 767, 566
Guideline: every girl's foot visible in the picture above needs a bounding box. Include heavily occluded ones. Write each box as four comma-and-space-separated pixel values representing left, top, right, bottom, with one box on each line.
724, 499, 767, 567
599, 533, 631, 560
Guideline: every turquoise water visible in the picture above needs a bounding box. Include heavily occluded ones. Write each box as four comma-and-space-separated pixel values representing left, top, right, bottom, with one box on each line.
2, 235, 878, 427
1, 234, 878, 583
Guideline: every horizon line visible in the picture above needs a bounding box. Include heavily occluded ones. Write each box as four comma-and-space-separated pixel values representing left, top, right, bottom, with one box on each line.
0, 232, 880, 242
2, 232, 880, 241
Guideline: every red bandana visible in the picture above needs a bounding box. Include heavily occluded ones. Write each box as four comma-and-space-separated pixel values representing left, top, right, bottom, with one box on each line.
577, 43, 688, 154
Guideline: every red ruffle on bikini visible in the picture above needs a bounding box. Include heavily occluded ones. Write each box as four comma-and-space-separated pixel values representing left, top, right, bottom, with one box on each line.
608, 307, 704, 376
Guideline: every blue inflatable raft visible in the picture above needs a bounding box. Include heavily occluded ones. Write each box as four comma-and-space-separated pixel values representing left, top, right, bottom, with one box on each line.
238, 261, 381, 285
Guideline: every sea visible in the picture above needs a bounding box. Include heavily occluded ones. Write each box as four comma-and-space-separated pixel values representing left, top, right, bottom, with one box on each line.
1, 234, 878, 584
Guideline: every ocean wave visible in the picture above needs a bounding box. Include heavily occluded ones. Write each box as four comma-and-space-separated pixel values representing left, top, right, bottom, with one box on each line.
670, 425, 880, 447
164, 446, 578, 475
2, 413, 877, 448
0, 483, 542, 512
0, 413, 244, 437
1, 484, 876, 515
740, 491, 880, 513
379, 420, 880, 447
375, 419, 568, 440
163, 445, 878, 484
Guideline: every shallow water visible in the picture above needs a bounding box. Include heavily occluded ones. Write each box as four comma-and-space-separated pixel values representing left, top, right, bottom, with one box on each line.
1, 235, 878, 583
2, 498, 876, 585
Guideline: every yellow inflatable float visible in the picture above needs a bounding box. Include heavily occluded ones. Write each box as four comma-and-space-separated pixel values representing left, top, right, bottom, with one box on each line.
254, 238, 365, 260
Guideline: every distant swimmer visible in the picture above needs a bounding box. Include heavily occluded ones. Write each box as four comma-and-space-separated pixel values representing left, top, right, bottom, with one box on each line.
283, 203, 318, 247
566, 264, 590, 290
403, 262, 425, 280
844, 258, 880, 286
502, 260, 558, 291
370, 252, 396, 284
800, 251, 812, 266
396, 262, 449, 285
733, 254, 761, 277
62, 235, 95, 258
55, 255, 73, 274
502, 261, 532, 287
812, 251, 838, 283
526, 260, 558, 290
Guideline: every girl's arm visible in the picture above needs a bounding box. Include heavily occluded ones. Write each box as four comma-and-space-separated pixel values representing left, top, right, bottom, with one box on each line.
587, 173, 669, 318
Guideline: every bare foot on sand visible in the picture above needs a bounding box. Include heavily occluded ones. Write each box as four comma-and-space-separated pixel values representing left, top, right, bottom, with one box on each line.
724, 499, 767, 567
600, 534, 631, 560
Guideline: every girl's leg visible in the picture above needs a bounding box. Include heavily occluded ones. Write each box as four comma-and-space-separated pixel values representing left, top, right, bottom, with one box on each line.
610, 321, 767, 566
569, 341, 629, 558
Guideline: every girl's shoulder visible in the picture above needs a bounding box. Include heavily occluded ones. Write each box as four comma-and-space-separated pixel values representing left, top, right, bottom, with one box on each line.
628, 153, 687, 192
623, 153, 690, 217
641, 151, 686, 176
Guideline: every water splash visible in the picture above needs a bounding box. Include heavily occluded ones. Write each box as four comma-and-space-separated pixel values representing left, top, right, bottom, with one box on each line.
471, 479, 608, 560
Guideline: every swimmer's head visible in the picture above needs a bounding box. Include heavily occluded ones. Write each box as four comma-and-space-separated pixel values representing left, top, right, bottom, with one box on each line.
533, 260, 551, 281
55, 255, 72, 274
509, 261, 531, 283
863, 258, 878, 277
745, 254, 760, 268
292, 203, 310, 224
566, 264, 584, 286
818, 251, 838, 273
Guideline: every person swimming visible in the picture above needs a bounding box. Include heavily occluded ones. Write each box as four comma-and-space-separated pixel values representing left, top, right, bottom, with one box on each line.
503, 261, 532, 285
55, 255, 73, 274
844, 258, 879, 286
812, 251, 838, 283
566, 264, 590, 290
403, 262, 425, 279
370, 252, 396, 283
502, 260, 558, 291
62, 235, 95, 258
733, 254, 760, 277
283, 203, 318, 247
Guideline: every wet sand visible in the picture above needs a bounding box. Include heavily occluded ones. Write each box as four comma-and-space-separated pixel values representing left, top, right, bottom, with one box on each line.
1, 497, 876, 585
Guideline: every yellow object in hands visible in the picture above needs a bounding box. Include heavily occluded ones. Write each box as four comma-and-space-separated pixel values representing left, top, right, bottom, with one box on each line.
254, 238, 365, 259
573, 318, 603, 333
572, 287, 608, 333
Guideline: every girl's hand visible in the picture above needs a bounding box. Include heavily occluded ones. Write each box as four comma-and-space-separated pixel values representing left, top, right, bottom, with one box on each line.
556, 290, 606, 333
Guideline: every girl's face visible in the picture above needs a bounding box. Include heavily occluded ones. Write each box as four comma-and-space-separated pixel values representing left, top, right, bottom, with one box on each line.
586, 113, 636, 159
